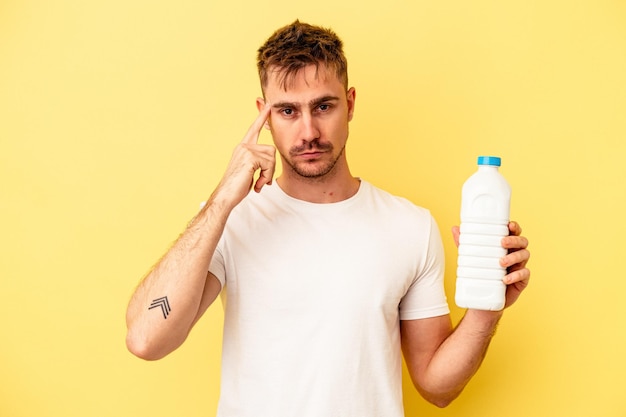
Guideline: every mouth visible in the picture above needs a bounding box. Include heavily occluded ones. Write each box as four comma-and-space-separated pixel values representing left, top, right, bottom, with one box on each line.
290, 140, 333, 158
296, 150, 326, 160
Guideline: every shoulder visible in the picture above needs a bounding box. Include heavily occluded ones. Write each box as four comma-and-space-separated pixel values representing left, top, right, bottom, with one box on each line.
225, 184, 293, 232
232, 184, 281, 213
361, 180, 433, 220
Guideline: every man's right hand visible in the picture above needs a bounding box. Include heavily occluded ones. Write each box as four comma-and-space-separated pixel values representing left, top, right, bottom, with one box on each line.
211, 102, 275, 210
126, 102, 276, 361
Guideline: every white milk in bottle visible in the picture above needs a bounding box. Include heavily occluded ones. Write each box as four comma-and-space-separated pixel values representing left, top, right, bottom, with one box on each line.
456, 156, 511, 311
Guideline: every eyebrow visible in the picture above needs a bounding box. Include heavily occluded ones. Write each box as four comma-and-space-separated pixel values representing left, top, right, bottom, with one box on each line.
272, 95, 340, 110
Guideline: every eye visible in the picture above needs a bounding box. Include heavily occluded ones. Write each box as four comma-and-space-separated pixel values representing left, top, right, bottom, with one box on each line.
318, 104, 331, 112
280, 108, 296, 117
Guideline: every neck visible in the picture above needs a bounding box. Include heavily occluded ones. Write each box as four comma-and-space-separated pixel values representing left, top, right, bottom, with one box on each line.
276, 161, 360, 203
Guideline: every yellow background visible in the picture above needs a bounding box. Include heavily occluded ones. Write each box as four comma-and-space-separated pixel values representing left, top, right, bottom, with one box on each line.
1, 0, 625, 416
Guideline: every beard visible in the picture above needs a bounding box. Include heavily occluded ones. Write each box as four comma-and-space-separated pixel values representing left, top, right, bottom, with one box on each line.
282, 139, 345, 179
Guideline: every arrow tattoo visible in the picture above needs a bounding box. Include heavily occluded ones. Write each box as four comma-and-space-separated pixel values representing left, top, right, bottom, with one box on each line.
149, 296, 171, 319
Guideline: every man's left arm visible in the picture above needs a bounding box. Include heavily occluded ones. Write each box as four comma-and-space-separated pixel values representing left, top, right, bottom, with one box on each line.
401, 221, 530, 408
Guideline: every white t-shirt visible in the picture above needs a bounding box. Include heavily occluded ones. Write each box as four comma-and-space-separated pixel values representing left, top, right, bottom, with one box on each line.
209, 180, 449, 417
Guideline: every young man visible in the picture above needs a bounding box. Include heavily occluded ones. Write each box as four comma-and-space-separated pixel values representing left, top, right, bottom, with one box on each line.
126, 21, 530, 416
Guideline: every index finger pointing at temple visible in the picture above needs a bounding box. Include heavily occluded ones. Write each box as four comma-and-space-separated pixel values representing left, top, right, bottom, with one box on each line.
242, 102, 271, 145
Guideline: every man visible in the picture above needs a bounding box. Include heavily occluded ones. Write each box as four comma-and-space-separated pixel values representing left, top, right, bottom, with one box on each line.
126, 20, 530, 416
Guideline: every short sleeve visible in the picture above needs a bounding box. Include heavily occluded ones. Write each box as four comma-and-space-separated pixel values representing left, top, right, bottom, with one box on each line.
398, 215, 450, 320
208, 237, 226, 288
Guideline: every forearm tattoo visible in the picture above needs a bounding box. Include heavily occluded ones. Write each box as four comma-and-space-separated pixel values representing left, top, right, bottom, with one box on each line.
148, 296, 171, 319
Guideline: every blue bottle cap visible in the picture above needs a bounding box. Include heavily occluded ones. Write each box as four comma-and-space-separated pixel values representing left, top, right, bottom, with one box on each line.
477, 156, 501, 166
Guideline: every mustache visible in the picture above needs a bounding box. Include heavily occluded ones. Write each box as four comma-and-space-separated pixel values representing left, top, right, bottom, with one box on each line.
289, 139, 333, 155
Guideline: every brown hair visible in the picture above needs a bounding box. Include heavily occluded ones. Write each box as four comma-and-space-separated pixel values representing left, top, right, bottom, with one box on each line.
257, 20, 348, 91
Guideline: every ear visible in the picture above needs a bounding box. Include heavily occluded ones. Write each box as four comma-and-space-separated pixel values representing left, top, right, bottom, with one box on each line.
256, 97, 271, 130
346, 87, 356, 122
256, 97, 265, 111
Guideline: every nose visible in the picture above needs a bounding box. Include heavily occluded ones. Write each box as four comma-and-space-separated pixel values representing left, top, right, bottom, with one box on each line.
299, 112, 320, 143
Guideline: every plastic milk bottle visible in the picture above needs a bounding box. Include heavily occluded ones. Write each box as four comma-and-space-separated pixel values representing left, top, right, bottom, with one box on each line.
455, 156, 511, 311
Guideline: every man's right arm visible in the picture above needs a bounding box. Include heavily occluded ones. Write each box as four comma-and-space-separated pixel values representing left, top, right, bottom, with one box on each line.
125, 103, 274, 360
125, 200, 229, 360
